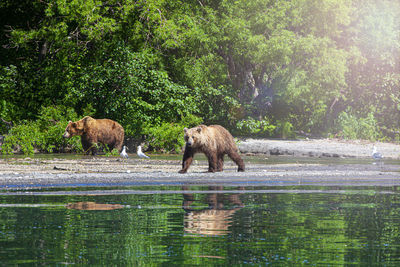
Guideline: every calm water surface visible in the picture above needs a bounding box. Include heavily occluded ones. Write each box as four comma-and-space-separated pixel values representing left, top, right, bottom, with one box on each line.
1, 185, 400, 265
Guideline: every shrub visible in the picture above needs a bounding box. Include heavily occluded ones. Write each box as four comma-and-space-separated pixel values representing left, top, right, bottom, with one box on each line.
336, 110, 380, 141
275, 120, 295, 139
236, 117, 277, 137
143, 115, 202, 153
1, 122, 39, 155
2, 106, 82, 155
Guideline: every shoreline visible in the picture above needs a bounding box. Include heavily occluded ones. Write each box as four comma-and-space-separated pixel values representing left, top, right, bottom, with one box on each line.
0, 138, 399, 189
1, 157, 400, 189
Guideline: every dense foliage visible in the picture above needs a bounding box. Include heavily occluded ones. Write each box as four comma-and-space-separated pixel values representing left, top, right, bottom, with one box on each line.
1, 106, 82, 154
1, 0, 400, 153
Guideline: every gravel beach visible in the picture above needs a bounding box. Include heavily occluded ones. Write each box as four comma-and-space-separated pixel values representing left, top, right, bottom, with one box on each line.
0, 138, 399, 189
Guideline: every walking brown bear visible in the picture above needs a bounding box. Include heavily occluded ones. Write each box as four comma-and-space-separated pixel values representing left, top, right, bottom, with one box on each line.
178, 124, 245, 173
63, 116, 124, 155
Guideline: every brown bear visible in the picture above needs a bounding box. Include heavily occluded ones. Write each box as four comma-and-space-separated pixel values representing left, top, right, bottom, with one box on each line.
179, 124, 245, 173
63, 116, 124, 155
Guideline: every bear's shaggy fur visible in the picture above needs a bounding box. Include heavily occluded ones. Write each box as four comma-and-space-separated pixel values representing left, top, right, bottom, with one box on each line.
63, 116, 124, 155
179, 125, 245, 173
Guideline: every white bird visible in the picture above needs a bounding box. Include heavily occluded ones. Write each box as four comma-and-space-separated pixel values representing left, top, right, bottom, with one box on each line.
137, 145, 150, 159
372, 145, 383, 160
120, 146, 129, 159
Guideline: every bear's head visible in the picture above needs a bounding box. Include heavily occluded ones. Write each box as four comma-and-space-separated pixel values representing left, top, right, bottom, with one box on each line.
183, 125, 207, 148
63, 120, 84, 138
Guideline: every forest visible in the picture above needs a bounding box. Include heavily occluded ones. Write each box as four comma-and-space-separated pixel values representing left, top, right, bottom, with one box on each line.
1, 0, 400, 154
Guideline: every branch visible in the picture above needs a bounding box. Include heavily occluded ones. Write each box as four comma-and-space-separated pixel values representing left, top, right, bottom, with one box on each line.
0, 118, 13, 128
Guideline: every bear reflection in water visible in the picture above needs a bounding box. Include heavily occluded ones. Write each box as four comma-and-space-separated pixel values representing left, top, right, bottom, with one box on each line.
183, 186, 244, 236
66, 201, 124, 210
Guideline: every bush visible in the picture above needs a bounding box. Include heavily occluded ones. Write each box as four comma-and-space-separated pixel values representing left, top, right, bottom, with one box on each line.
336, 110, 380, 141
236, 117, 295, 138
275, 120, 295, 139
143, 115, 202, 153
1, 122, 39, 155
143, 122, 185, 153
236, 117, 276, 137
2, 106, 82, 155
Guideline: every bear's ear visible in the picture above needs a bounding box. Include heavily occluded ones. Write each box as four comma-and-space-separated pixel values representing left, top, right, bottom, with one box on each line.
196, 127, 202, 133
72, 122, 83, 130
183, 128, 188, 133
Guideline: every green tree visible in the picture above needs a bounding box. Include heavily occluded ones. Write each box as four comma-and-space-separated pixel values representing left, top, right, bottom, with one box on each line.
342, 0, 400, 137
1, 0, 400, 144
74, 46, 199, 136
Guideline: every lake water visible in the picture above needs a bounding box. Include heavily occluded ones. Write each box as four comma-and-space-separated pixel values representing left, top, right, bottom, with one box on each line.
1, 184, 400, 265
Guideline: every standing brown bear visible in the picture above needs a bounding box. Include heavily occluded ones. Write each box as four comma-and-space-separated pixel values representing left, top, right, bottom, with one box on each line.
63, 116, 124, 155
179, 125, 245, 173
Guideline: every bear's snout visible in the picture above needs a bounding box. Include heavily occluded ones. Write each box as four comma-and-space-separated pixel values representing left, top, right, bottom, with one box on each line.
186, 140, 193, 147
63, 131, 70, 138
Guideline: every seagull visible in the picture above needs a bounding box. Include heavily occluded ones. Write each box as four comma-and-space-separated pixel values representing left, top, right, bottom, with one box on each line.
120, 146, 129, 159
372, 145, 383, 160
137, 145, 150, 159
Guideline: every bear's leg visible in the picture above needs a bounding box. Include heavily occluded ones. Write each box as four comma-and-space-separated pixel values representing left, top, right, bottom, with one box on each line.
81, 139, 92, 155
91, 145, 98, 156
228, 150, 245, 172
103, 142, 115, 153
81, 135, 98, 155
205, 152, 218, 172
113, 130, 124, 153
89, 137, 98, 155
114, 134, 124, 153
216, 154, 224, 172
114, 138, 123, 153
108, 137, 121, 153
179, 145, 195, 173
86, 141, 97, 155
